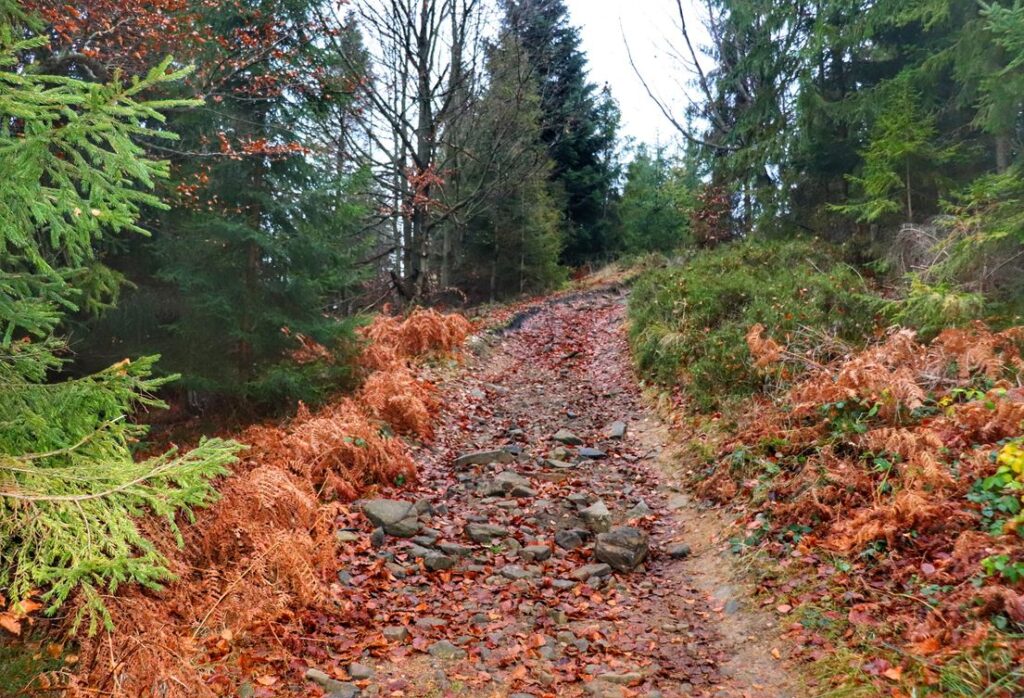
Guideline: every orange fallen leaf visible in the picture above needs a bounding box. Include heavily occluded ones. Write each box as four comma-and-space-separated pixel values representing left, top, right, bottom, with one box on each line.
0, 614, 21, 635
908, 637, 941, 656
883, 666, 903, 682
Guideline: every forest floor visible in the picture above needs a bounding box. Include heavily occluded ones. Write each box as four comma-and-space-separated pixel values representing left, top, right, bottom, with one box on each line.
302, 287, 800, 697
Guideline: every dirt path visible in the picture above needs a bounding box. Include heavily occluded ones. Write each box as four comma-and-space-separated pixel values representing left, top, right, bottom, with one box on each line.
305, 289, 797, 697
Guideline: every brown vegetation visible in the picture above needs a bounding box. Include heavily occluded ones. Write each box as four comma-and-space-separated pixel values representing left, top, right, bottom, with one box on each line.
64, 309, 471, 697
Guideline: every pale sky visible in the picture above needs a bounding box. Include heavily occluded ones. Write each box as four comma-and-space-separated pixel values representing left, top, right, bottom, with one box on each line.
564, 0, 710, 147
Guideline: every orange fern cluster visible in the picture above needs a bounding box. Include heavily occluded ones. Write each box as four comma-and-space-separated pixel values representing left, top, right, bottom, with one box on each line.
711, 322, 1024, 664
359, 307, 473, 370
68, 308, 469, 697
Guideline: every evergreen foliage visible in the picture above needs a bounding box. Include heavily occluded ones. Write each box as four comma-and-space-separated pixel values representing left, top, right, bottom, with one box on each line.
71, 0, 373, 408
456, 34, 567, 299
0, 3, 239, 632
618, 145, 696, 254
628, 239, 876, 409
503, 0, 621, 263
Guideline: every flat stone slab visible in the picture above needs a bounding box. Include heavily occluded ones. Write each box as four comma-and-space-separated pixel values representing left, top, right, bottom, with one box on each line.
552, 428, 584, 445
570, 563, 612, 581
361, 499, 421, 537
465, 523, 508, 543
428, 639, 467, 660
454, 449, 516, 468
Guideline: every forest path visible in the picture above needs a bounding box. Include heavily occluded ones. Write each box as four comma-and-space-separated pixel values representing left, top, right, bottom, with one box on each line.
308, 288, 797, 698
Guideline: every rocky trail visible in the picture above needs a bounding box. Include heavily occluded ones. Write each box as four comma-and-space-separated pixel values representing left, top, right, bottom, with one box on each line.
296, 289, 797, 698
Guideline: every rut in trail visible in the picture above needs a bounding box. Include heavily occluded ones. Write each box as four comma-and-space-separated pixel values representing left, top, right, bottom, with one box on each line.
308, 289, 794, 698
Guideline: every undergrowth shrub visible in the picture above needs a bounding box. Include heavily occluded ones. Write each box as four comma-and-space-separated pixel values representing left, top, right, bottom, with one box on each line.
66, 306, 469, 696
697, 323, 1024, 692
628, 238, 878, 409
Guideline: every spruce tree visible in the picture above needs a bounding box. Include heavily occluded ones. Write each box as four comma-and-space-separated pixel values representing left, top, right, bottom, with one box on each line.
503, 0, 621, 264
831, 80, 951, 224
618, 145, 696, 254
0, 3, 239, 632
458, 34, 566, 299
74, 1, 373, 408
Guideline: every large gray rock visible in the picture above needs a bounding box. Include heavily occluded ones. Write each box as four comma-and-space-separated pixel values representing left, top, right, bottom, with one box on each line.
580, 500, 612, 533
454, 449, 515, 468
552, 429, 584, 445
595, 527, 649, 572
465, 523, 508, 543
483, 471, 532, 497
305, 668, 359, 697
361, 500, 421, 538
577, 447, 607, 460
607, 421, 628, 440
428, 639, 467, 660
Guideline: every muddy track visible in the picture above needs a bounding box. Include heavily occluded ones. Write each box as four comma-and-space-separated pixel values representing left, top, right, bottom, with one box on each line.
314, 289, 796, 697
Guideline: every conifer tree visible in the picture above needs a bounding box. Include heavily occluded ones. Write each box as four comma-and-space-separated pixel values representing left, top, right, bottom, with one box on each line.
0, 3, 239, 632
73, 1, 373, 408
458, 34, 566, 298
832, 80, 950, 223
503, 0, 621, 263
618, 146, 696, 254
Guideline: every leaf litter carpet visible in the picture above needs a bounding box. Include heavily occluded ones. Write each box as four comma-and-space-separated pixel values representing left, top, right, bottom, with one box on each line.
294, 290, 787, 697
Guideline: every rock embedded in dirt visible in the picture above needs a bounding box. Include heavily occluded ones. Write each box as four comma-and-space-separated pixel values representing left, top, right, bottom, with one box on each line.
595, 527, 650, 572
571, 563, 612, 581
304, 668, 359, 697
626, 500, 652, 518
428, 639, 467, 660
424, 552, 456, 572
465, 522, 508, 543
597, 672, 643, 686
483, 471, 532, 496
453, 449, 515, 468
500, 565, 535, 580
607, 421, 628, 440
438, 542, 473, 557
584, 680, 625, 697
666, 543, 692, 559
383, 626, 409, 642
666, 494, 688, 510
336, 530, 360, 544
552, 428, 584, 445
549, 445, 573, 461
520, 544, 552, 562
580, 500, 612, 533
567, 492, 591, 508
555, 528, 586, 550
577, 447, 607, 460
348, 662, 374, 680
361, 500, 421, 538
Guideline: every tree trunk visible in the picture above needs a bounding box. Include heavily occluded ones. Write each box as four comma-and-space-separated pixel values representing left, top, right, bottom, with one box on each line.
905, 159, 913, 223
996, 134, 1012, 173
